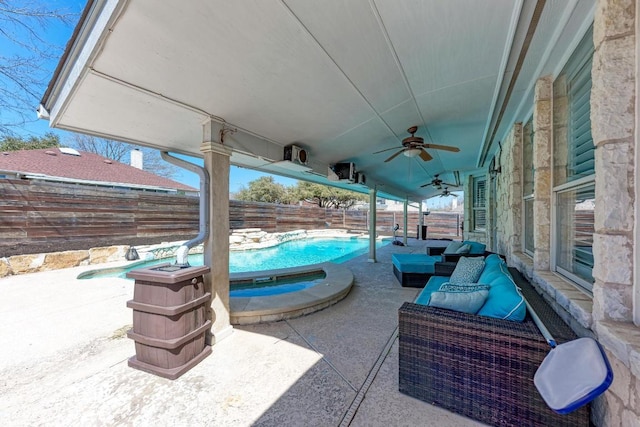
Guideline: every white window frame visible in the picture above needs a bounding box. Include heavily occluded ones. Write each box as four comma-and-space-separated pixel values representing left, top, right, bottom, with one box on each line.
551, 27, 595, 293
472, 176, 486, 231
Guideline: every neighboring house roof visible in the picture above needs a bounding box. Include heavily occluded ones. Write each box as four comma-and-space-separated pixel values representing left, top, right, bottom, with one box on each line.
0, 148, 196, 192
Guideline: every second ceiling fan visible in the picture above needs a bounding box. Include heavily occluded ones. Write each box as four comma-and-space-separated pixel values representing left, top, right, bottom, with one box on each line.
374, 126, 460, 163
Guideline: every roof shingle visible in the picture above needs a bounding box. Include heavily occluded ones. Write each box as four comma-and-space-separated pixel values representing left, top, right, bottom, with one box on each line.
0, 148, 196, 192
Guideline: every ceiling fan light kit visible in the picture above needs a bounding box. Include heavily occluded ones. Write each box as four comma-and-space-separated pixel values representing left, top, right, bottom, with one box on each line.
374, 125, 460, 163
403, 148, 422, 158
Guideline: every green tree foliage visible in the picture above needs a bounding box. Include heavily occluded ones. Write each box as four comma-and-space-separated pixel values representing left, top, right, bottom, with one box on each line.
0, 132, 60, 151
235, 176, 290, 204
290, 181, 367, 209
234, 177, 368, 208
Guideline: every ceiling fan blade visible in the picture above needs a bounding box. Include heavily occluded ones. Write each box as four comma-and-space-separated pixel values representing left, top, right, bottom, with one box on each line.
424, 144, 460, 152
442, 181, 459, 187
419, 149, 433, 161
373, 146, 401, 154
384, 150, 404, 162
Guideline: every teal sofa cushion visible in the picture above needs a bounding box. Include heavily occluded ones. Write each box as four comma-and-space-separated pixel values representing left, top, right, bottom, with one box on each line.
463, 240, 487, 255
478, 255, 505, 284
484, 253, 503, 267
477, 264, 526, 321
415, 276, 450, 305
392, 254, 440, 274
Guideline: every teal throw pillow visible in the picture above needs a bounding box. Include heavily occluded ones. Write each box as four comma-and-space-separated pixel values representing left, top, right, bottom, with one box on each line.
428, 283, 490, 314
449, 256, 485, 284
462, 241, 487, 255
455, 243, 471, 254
443, 241, 464, 254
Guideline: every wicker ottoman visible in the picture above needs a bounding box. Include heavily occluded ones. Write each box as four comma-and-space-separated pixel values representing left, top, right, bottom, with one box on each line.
391, 254, 440, 288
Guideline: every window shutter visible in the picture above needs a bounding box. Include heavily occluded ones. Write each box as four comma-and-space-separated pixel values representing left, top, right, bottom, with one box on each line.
474, 179, 486, 208
567, 35, 594, 180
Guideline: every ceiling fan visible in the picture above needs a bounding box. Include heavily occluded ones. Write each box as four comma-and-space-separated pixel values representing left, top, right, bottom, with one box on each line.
373, 126, 460, 163
439, 187, 458, 197
420, 173, 459, 189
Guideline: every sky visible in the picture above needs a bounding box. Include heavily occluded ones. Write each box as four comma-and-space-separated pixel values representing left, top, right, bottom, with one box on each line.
3, 0, 298, 194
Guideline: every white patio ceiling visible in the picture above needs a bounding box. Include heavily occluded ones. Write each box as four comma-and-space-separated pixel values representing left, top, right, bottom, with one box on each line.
40, 0, 595, 202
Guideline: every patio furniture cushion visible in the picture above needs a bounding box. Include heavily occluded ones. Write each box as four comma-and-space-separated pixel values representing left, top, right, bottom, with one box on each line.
449, 256, 485, 284
443, 241, 464, 254
391, 254, 440, 274
427, 283, 490, 314
414, 276, 449, 305
455, 243, 471, 254
477, 263, 526, 321
462, 240, 486, 255
478, 254, 506, 284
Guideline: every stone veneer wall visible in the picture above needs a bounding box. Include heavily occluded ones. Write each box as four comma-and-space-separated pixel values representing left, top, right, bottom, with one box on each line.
590, 0, 639, 425
493, 123, 522, 260
475, 1, 640, 424
533, 76, 552, 271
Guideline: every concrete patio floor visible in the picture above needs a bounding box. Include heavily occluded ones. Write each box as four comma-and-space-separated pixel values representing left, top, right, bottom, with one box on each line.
0, 238, 485, 426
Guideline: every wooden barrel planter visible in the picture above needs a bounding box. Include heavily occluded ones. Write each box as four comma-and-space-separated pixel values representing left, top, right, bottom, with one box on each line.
126, 264, 211, 380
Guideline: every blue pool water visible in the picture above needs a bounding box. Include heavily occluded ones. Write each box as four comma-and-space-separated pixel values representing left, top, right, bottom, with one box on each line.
230, 272, 327, 298
78, 237, 389, 281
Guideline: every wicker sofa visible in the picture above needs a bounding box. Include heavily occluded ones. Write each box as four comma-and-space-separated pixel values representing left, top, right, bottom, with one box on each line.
398, 258, 589, 427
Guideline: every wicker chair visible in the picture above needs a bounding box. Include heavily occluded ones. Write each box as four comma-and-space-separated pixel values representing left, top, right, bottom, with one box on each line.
398, 268, 589, 427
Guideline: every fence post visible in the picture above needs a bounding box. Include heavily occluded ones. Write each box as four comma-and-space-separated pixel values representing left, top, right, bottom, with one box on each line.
456, 214, 460, 237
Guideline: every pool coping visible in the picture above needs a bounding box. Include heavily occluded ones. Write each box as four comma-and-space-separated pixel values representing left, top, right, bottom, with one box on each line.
229, 262, 354, 325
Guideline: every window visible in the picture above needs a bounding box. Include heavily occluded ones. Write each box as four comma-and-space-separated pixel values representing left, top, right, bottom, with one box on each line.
523, 118, 535, 255
555, 184, 595, 287
473, 177, 486, 230
552, 27, 594, 292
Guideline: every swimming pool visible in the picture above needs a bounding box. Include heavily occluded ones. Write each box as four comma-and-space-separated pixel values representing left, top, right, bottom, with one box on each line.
78, 237, 389, 280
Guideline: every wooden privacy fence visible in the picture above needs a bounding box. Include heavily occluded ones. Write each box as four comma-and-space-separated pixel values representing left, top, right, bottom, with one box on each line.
0, 179, 200, 255
230, 200, 462, 238
0, 179, 462, 255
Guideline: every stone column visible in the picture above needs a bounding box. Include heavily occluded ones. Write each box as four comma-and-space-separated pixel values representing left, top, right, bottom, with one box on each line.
533, 76, 553, 270
368, 188, 377, 263
201, 139, 233, 345
591, 0, 636, 323
495, 123, 523, 261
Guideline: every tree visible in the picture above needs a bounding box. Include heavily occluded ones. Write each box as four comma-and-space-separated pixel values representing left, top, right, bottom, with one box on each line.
0, 1, 77, 135
234, 176, 291, 204
69, 133, 178, 179
0, 132, 60, 151
290, 181, 367, 209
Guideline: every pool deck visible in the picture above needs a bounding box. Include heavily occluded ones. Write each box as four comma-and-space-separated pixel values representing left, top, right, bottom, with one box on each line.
0, 238, 485, 426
